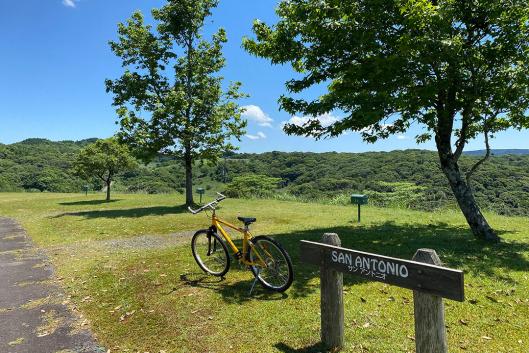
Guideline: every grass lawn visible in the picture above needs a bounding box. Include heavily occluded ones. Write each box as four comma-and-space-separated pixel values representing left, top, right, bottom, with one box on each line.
0, 192, 528, 352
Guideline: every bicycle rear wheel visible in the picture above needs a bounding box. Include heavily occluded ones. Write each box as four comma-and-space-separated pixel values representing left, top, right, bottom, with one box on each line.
191, 229, 230, 277
247, 236, 293, 292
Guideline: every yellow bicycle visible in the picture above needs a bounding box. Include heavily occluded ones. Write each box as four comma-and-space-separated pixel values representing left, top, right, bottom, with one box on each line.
188, 193, 293, 292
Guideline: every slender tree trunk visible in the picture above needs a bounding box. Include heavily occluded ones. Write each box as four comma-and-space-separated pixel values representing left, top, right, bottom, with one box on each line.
106, 179, 111, 202
184, 146, 194, 206
437, 152, 500, 242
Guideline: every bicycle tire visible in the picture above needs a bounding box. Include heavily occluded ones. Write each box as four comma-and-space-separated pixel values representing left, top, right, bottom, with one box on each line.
247, 235, 293, 292
191, 229, 230, 277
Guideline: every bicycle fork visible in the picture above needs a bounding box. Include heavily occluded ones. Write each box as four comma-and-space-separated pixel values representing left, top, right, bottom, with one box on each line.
206, 233, 218, 256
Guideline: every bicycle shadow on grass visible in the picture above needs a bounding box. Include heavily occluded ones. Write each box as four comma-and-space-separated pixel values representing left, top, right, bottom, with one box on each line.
179, 271, 289, 303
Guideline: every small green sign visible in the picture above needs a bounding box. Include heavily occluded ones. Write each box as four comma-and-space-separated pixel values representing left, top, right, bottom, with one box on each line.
351, 194, 368, 205
351, 194, 368, 222
196, 187, 205, 204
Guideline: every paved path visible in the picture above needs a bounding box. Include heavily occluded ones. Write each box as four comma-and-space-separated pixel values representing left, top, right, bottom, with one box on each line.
0, 218, 104, 353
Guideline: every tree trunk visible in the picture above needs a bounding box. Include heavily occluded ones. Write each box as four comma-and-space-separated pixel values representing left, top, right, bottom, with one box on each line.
106, 179, 111, 202
438, 153, 500, 242
184, 147, 194, 206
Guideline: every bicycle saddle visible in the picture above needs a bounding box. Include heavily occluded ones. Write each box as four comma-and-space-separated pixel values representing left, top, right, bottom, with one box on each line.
238, 216, 256, 225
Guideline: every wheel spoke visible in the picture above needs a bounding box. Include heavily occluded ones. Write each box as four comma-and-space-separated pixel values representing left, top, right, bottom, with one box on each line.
249, 238, 292, 290
193, 232, 228, 275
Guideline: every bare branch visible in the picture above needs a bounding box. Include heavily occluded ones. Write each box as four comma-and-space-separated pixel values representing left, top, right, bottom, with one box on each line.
454, 110, 470, 161
96, 173, 106, 182
466, 126, 491, 186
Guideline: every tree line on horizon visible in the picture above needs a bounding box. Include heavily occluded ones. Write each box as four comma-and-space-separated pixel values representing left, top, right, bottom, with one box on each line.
1, 138, 528, 218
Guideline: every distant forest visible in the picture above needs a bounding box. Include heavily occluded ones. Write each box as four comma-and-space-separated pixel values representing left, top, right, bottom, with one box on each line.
1, 138, 528, 216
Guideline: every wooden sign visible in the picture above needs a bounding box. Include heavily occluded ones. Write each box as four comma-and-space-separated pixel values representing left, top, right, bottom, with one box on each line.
300, 240, 464, 302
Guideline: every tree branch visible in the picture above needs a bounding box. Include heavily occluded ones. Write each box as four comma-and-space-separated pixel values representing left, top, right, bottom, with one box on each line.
136, 56, 168, 106
454, 107, 470, 161
466, 126, 490, 186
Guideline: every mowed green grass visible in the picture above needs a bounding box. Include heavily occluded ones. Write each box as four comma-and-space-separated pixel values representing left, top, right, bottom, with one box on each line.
0, 192, 528, 353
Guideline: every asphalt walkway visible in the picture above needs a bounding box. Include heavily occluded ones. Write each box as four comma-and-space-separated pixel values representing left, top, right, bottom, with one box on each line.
0, 217, 104, 353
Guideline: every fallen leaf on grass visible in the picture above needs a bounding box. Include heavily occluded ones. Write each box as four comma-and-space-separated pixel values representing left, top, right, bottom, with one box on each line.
119, 310, 135, 322
459, 319, 468, 326
481, 336, 492, 340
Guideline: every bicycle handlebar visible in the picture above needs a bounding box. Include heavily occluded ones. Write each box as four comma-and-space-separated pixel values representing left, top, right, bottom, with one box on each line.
188, 192, 226, 214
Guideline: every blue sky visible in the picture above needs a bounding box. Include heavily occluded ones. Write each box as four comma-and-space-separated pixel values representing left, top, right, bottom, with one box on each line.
1, 0, 528, 153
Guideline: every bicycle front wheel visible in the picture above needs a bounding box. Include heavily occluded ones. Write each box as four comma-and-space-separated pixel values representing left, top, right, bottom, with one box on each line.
247, 236, 293, 292
191, 229, 230, 277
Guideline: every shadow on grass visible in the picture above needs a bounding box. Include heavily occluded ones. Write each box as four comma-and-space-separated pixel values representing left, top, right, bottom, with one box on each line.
181, 221, 528, 302
179, 272, 289, 303
281, 221, 528, 298
52, 205, 188, 219
274, 342, 328, 353
59, 199, 121, 206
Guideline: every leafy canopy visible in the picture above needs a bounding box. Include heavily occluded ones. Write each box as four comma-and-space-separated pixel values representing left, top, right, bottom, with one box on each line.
244, 0, 529, 146
106, 0, 246, 162
73, 138, 137, 182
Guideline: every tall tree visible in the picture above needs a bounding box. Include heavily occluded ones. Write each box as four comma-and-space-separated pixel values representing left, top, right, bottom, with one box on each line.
73, 139, 137, 202
244, 0, 529, 242
106, 0, 247, 206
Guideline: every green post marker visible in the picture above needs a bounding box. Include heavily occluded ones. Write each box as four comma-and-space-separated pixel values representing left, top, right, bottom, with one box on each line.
196, 188, 205, 204
350, 194, 368, 222
84, 185, 89, 196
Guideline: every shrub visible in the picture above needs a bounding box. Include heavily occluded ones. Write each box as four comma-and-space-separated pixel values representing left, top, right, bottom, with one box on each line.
225, 175, 281, 198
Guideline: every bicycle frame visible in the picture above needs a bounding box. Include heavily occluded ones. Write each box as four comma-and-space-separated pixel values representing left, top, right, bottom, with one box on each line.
210, 210, 267, 267
189, 193, 293, 292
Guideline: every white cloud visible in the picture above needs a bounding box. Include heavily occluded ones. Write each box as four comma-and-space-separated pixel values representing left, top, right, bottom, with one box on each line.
241, 105, 273, 127
246, 131, 267, 140
62, 0, 78, 8
284, 112, 340, 128
396, 134, 409, 140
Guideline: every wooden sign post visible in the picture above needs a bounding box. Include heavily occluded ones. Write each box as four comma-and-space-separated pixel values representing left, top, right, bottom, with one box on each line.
300, 234, 464, 352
